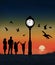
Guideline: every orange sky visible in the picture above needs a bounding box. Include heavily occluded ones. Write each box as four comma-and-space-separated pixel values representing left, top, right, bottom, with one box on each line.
0, 19, 55, 55
0, 37, 55, 55
0, 0, 55, 55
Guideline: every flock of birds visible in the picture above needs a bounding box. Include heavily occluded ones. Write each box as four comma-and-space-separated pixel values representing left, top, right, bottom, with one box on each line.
5, 21, 20, 32
4, 21, 26, 37
4, 20, 53, 39
38, 24, 52, 39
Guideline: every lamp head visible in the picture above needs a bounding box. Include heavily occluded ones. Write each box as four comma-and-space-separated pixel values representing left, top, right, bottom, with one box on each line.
25, 16, 35, 28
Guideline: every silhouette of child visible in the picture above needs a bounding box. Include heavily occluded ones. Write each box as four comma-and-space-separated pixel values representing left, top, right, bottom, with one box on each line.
3, 38, 7, 54
14, 41, 19, 54
20, 41, 26, 55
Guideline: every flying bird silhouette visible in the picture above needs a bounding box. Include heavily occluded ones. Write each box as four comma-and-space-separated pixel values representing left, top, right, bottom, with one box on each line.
44, 24, 47, 30
38, 24, 40, 27
42, 31, 52, 39
16, 28, 19, 32
10, 21, 13, 24
5, 27, 8, 31
23, 34, 26, 36
49, 26, 52, 29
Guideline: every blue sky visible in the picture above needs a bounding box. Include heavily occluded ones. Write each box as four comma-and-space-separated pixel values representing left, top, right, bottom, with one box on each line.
0, 0, 55, 20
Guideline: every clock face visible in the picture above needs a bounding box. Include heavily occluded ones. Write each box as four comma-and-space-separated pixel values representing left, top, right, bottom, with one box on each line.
26, 19, 34, 27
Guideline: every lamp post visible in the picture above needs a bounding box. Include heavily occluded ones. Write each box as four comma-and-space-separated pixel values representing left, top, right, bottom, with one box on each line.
25, 16, 35, 55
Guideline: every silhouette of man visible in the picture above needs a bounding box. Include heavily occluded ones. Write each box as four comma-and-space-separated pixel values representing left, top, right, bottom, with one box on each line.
8, 36, 13, 54
14, 41, 19, 54
20, 41, 26, 55
3, 38, 7, 54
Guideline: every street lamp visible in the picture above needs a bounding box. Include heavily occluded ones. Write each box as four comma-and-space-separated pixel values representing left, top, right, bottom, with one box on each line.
25, 16, 35, 55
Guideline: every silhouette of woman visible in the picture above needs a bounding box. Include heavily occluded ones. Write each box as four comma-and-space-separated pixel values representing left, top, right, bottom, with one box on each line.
20, 41, 26, 55
3, 38, 7, 54
14, 41, 19, 54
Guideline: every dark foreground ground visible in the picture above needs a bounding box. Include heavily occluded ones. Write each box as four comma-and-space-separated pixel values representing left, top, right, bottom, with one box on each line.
0, 52, 55, 65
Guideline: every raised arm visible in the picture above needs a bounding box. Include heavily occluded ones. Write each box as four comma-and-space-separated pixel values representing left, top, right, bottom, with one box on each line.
19, 41, 22, 45
17, 41, 20, 44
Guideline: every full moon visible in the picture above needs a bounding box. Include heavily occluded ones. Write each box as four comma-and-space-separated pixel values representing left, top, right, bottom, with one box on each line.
39, 45, 46, 51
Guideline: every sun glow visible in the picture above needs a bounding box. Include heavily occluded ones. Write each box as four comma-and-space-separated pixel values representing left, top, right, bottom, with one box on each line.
39, 45, 46, 51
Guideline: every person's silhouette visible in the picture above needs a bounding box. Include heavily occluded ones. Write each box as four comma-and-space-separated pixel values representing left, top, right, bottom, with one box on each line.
14, 41, 19, 54
20, 41, 26, 55
8, 36, 13, 54
3, 38, 7, 54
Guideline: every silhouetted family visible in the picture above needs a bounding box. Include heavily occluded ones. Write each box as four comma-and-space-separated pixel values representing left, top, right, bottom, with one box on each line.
3, 36, 26, 55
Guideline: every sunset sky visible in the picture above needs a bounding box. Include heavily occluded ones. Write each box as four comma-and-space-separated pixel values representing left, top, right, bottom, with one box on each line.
0, 0, 55, 54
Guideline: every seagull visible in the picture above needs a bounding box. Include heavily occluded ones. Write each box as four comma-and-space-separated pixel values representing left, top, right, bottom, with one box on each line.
16, 28, 19, 32
10, 21, 13, 24
49, 26, 52, 29
38, 24, 40, 27
44, 24, 47, 30
5, 27, 8, 31
23, 34, 26, 36
42, 31, 52, 39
